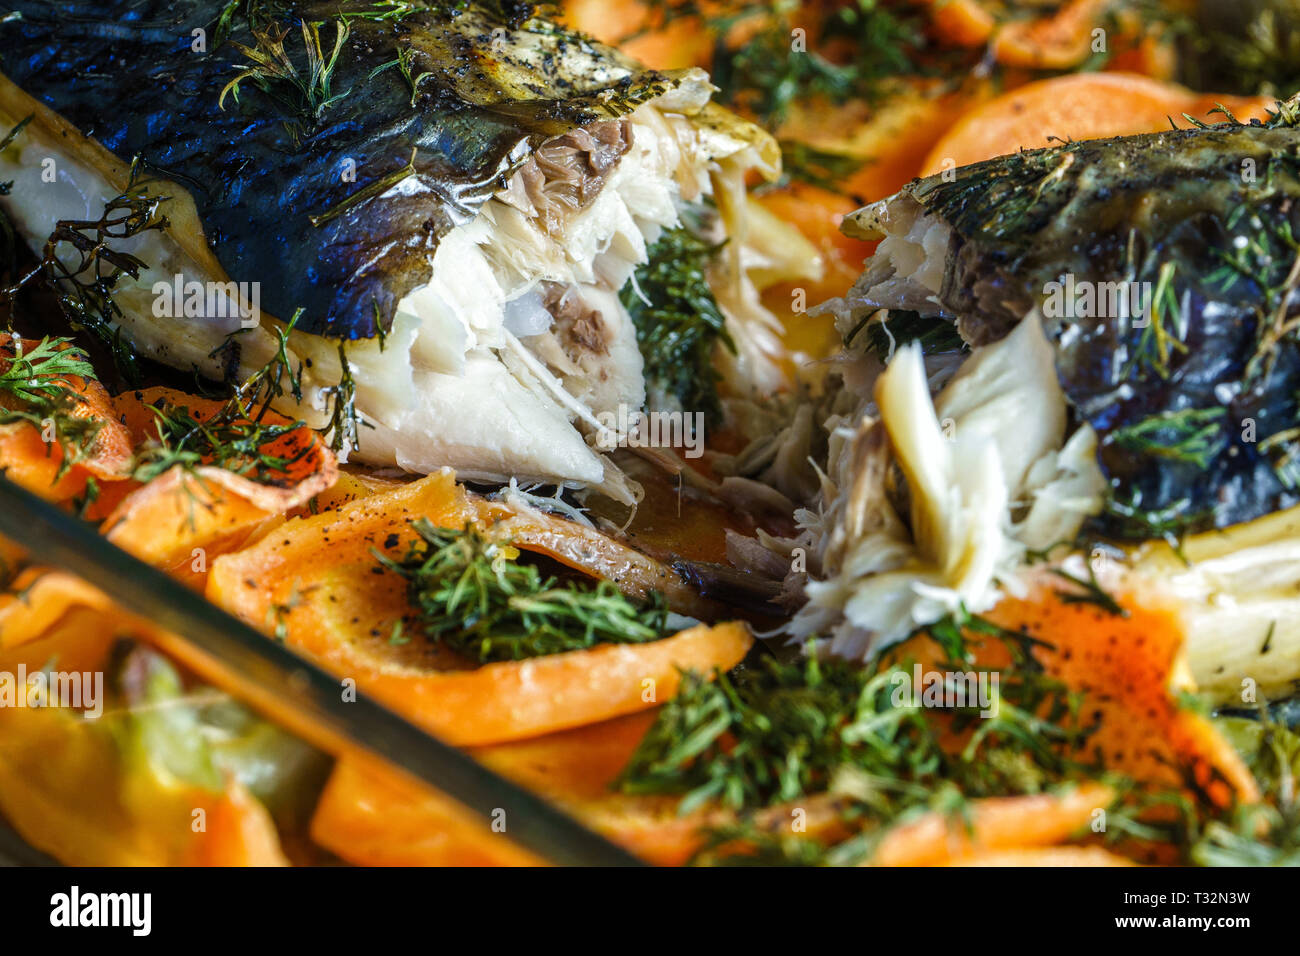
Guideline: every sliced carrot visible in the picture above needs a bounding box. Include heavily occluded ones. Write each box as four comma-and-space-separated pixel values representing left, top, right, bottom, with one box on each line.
947, 845, 1137, 866
310, 756, 544, 866
867, 783, 1114, 865
101, 386, 336, 584
902, 573, 1259, 807
315, 710, 852, 867
991, 0, 1109, 70
928, 0, 996, 47
560, 0, 718, 69
188, 781, 290, 867
0, 567, 124, 674
0, 702, 287, 866
921, 72, 1273, 175
0, 335, 132, 504
208, 470, 753, 745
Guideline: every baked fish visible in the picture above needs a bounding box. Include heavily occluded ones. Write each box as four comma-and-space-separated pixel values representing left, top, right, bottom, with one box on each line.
0, 0, 796, 501
783, 104, 1300, 687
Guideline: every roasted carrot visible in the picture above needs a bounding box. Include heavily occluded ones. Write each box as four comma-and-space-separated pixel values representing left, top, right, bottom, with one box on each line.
921, 73, 1273, 175
867, 783, 1114, 866
991, 0, 1109, 70
208, 470, 753, 745
101, 386, 336, 584
0, 335, 132, 504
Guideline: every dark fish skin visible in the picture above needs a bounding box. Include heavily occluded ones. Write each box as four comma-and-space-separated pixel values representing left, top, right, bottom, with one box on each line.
0, 0, 671, 339
904, 119, 1300, 538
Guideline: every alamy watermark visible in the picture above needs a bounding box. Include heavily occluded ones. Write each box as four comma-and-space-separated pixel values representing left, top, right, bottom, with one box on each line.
1042, 274, 1154, 324
152, 273, 260, 328
593, 404, 705, 459
890, 664, 999, 718
0, 665, 103, 718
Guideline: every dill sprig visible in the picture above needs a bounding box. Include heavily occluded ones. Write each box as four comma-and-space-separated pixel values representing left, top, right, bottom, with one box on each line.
1051, 566, 1129, 618
634, 1, 930, 123
367, 48, 433, 108
1108, 408, 1228, 471
132, 314, 310, 485
0, 336, 105, 480
616, 632, 1093, 823
319, 343, 366, 454
132, 401, 312, 486
622, 223, 734, 422
0, 335, 97, 404
377, 519, 669, 663
13, 161, 170, 385
777, 139, 865, 194
219, 19, 353, 122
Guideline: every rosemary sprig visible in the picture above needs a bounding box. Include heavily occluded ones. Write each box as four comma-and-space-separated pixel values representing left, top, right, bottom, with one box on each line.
376, 519, 669, 663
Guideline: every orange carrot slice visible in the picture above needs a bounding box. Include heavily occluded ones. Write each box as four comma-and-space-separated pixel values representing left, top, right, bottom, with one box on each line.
310, 756, 544, 867
208, 470, 753, 745
991, 0, 1109, 70
928, 0, 996, 47
101, 386, 336, 584
903, 573, 1259, 808
921, 73, 1273, 174
0, 335, 132, 503
868, 783, 1113, 865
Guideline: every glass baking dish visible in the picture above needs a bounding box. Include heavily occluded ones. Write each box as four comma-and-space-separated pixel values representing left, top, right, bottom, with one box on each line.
0, 472, 641, 867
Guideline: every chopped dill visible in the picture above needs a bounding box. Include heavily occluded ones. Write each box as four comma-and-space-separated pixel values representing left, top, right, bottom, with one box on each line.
0, 336, 105, 480
219, 19, 353, 123
617, 630, 1093, 825
1050, 566, 1129, 618
1107, 407, 1228, 471
319, 343, 367, 454
632, 1, 930, 123
377, 519, 669, 663
622, 223, 734, 423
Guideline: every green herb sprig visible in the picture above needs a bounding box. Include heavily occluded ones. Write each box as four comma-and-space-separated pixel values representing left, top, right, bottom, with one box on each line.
219, 19, 353, 123
616, 630, 1093, 826
622, 223, 735, 423
0, 336, 105, 480
131, 313, 310, 485
377, 519, 669, 662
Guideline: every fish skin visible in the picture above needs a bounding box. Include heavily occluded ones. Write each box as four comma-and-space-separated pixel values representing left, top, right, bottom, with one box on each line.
0, 0, 674, 339
877, 119, 1300, 539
